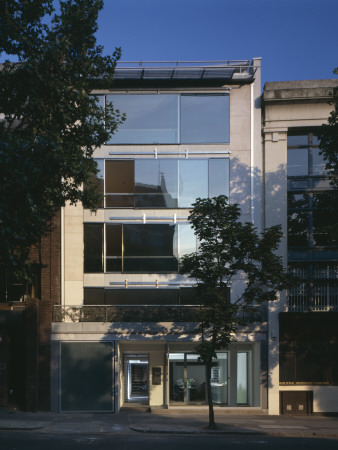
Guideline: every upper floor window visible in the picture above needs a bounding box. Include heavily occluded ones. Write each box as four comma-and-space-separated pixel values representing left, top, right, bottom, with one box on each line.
101, 158, 229, 209
105, 93, 229, 144
287, 132, 326, 177
84, 223, 197, 274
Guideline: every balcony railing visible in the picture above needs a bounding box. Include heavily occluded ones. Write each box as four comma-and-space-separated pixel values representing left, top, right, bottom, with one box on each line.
53, 305, 267, 323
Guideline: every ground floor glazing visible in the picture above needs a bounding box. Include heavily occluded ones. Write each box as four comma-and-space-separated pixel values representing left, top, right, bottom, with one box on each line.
51, 339, 262, 412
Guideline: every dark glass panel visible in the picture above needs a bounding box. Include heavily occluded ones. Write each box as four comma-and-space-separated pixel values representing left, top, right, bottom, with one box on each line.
279, 352, 296, 383
179, 287, 200, 305
288, 193, 308, 210
124, 224, 176, 257
105, 194, 134, 208
106, 258, 122, 272
84, 224, 103, 273
124, 257, 178, 273
135, 159, 178, 208
84, 288, 105, 305
287, 135, 308, 147
106, 94, 179, 144
209, 159, 230, 198
105, 289, 178, 305
105, 160, 134, 194
179, 160, 208, 207
296, 350, 331, 383
287, 148, 308, 176
313, 209, 338, 246
287, 210, 308, 247
106, 225, 122, 256
181, 94, 229, 143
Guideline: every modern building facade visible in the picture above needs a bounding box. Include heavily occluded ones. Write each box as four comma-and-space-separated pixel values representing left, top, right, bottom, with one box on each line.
51, 59, 266, 413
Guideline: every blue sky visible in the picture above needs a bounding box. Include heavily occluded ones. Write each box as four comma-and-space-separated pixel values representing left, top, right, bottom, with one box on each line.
96, 0, 338, 87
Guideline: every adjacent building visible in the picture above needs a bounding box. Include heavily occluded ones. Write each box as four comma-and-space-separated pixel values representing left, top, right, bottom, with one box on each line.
263, 80, 338, 414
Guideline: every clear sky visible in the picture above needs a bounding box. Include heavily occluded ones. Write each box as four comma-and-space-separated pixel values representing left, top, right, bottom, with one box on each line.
96, 0, 338, 88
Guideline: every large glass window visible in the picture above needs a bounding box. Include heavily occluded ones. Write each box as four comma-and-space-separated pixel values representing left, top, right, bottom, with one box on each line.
84, 223, 197, 273
107, 95, 179, 144
180, 94, 230, 143
104, 158, 230, 208
105, 94, 229, 144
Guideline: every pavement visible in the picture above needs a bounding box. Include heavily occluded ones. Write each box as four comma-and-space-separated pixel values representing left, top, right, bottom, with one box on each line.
1, 407, 338, 438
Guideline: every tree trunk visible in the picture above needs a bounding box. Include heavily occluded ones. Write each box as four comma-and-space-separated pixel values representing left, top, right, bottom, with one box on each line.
206, 359, 216, 429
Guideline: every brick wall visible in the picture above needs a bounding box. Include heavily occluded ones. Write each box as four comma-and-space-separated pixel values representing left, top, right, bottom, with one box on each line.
25, 210, 61, 411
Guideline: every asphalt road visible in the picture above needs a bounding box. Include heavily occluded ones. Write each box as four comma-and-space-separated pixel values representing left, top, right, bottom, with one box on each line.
1, 431, 338, 450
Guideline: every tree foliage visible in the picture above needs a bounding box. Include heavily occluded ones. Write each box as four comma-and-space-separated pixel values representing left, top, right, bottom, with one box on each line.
318, 67, 338, 187
179, 196, 295, 428
0, 0, 123, 277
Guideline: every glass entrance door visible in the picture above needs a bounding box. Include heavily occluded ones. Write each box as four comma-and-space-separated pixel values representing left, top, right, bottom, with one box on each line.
124, 355, 149, 403
186, 354, 206, 403
169, 352, 228, 405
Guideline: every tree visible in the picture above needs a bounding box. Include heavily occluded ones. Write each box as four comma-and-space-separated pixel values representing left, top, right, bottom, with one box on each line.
318, 67, 338, 188
179, 196, 295, 429
0, 0, 124, 288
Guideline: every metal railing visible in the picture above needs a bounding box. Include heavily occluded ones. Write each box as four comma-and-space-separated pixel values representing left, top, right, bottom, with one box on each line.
53, 304, 267, 323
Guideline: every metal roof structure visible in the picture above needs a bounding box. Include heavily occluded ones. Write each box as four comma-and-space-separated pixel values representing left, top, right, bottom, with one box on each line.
113, 60, 256, 82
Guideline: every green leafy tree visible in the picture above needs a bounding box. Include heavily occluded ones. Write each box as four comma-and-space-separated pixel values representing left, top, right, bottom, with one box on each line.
0, 0, 124, 288
179, 196, 295, 429
318, 67, 338, 187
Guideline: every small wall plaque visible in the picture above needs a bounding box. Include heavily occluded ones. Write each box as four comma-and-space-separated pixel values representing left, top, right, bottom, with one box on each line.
152, 367, 161, 385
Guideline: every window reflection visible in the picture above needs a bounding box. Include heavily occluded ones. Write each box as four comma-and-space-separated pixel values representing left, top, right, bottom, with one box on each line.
209, 159, 230, 198
181, 94, 230, 143
103, 159, 229, 208
107, 94, 179, 144
105, 93, 229, 144
287, 148, 308, 176
135, 160, 178, 208
179, 160, 208, 207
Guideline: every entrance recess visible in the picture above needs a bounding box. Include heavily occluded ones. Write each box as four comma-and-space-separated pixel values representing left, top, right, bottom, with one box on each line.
124, 355, 149, 404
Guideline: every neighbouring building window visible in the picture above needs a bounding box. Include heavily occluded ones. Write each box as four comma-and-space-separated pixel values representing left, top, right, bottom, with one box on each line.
279, 313, 338, 384
287, 133, 326, 177
105, 94, 230, 144
84, 223, 197, 273
104, 158, 229, 208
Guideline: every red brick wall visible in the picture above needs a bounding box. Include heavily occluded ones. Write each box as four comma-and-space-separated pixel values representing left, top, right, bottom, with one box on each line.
25, 210, 61, 411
